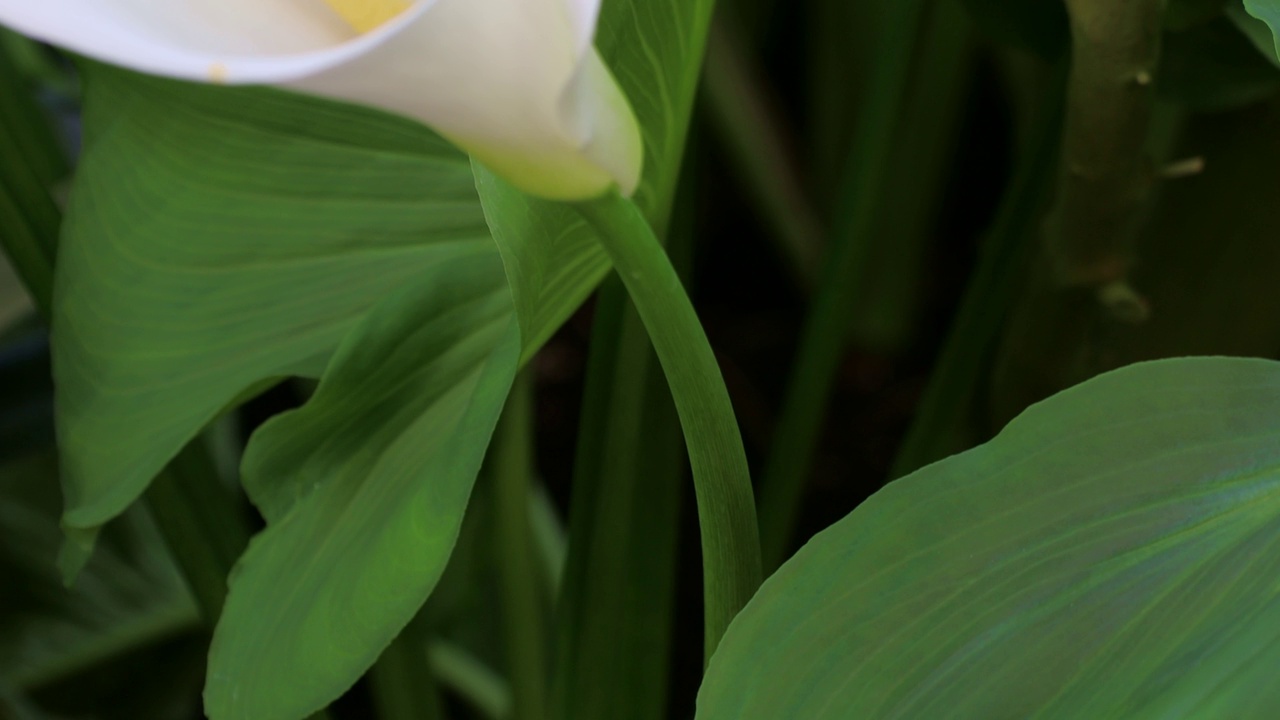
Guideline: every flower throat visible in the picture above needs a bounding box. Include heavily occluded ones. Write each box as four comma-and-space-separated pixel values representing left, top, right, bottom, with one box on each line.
322, 0, 412, 33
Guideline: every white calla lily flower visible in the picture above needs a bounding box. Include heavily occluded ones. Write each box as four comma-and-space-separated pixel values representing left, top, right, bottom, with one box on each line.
0, 0, 643, 199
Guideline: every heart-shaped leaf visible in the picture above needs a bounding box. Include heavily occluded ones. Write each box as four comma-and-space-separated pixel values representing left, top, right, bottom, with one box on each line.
54, 64, 496, 540
699, 358, 1280, 718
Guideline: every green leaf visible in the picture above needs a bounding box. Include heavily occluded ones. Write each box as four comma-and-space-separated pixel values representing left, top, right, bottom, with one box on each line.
205, 254, 519, 720
699, 358, 1280, 718
472, 167, 608, 364
54, 64, 496, 536
596, 0, 714, 222
1234, 0, 1280, 66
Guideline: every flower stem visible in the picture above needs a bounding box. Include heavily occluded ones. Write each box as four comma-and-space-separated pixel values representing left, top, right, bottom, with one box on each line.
551, 176, 696, 719
574, 190, 762, 660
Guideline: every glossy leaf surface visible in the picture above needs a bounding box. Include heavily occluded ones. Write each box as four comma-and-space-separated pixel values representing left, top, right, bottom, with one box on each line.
700, 358, 1280, 719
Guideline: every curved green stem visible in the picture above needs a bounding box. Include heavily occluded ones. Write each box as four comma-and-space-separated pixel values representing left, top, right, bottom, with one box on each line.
551, 176, 696, 719
574, 190, 762, 660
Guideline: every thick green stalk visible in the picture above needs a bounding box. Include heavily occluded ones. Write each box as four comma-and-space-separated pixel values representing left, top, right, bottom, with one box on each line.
493, 371, 548, 720
756, 0, 932, 570
573, 191, 762, 660
988, 2, 1169, 423
551, 179, 694, 720
1046, 0, 1167, 289
890, 66, 1068, 478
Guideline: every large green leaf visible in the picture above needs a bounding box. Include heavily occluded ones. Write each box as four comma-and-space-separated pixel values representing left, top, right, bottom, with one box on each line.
54, 64, 495, 536
1241, 0, 1280, 61
1233, 0, 1280, 66
699, 358, 1280, 718
205, 254, 520, 720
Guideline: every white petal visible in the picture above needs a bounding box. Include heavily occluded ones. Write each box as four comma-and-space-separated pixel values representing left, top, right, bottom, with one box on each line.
0, 1, 359, 80
289, 0, 640, 197
562, 0, 603, 56
0, 0, 642, 199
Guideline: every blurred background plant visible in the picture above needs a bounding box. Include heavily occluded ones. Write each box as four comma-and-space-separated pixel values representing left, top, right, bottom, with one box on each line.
5, 0, 1280, 717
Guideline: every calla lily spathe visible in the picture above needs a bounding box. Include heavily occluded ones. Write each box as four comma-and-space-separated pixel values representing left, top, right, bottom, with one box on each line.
0, 0, 643, 199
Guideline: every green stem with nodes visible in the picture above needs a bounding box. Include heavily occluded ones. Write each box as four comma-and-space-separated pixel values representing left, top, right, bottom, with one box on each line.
1046, 0, 1167, 298
574, 190, 762, 660
987, 1, 1169, 424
